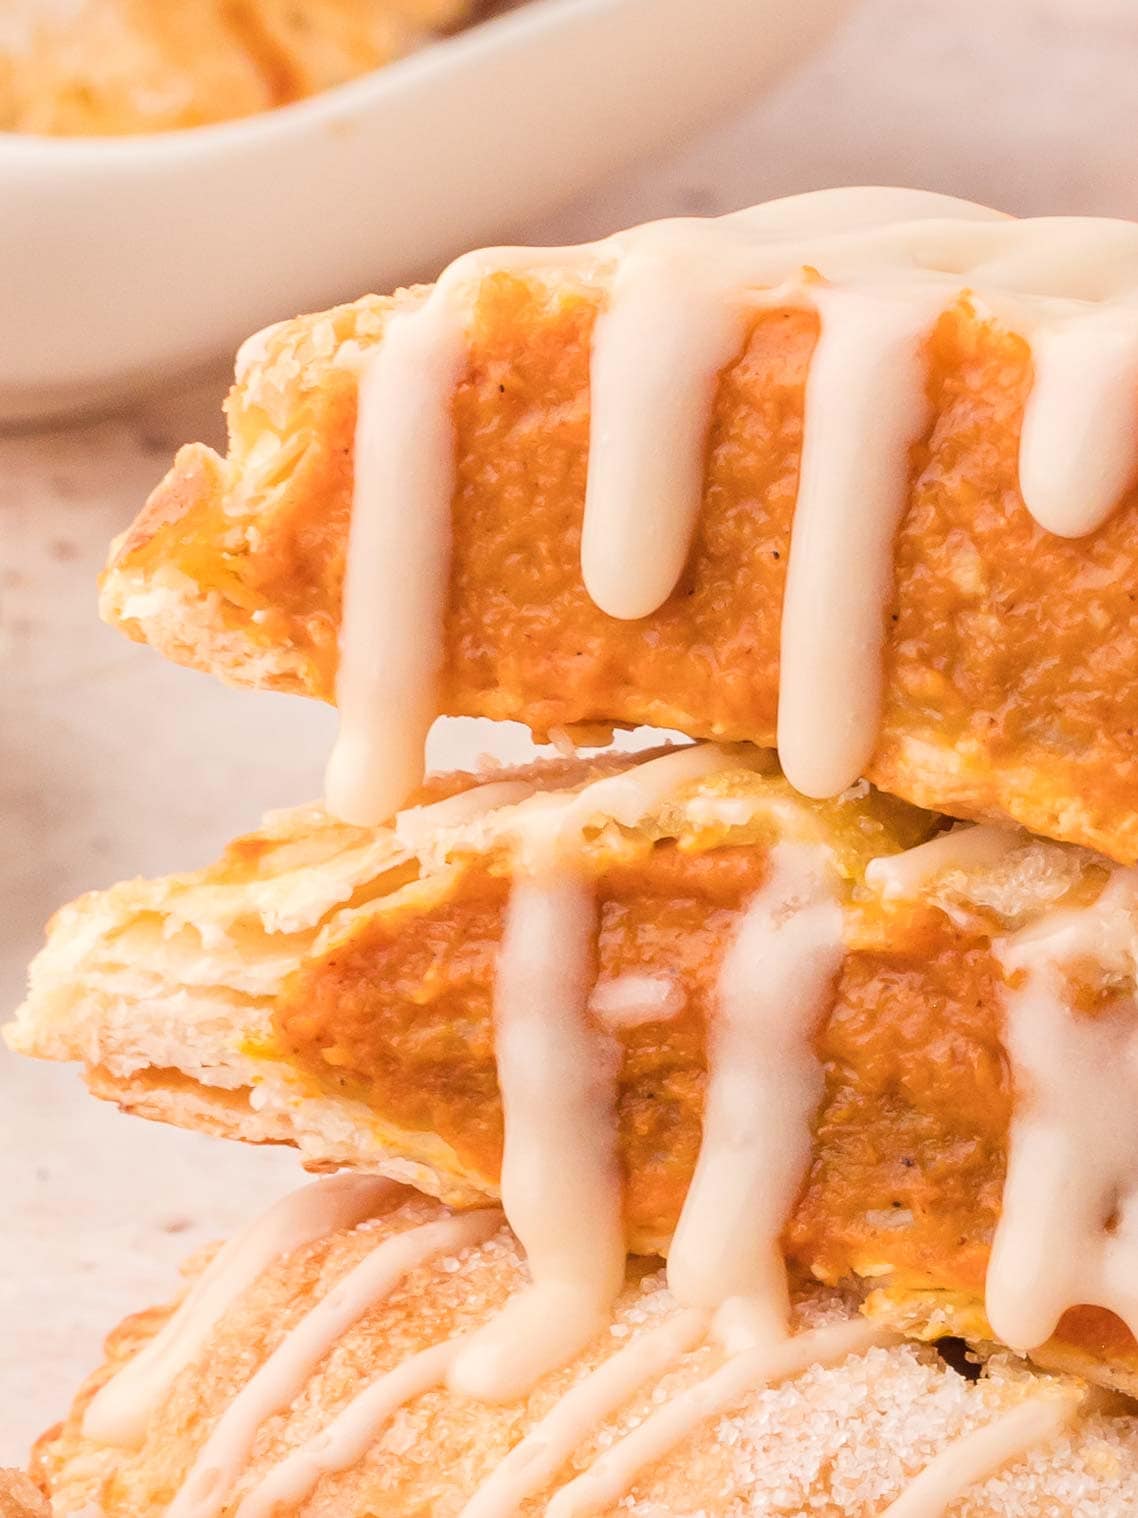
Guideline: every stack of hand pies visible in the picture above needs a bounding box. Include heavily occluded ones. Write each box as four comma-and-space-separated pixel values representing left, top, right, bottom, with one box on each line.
10, 187, 1138, 1517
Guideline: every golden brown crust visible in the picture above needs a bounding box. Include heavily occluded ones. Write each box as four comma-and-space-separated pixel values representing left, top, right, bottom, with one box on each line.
102, 278, 1138, 860
0, 0, 472, 136
0, 0, 271, 134
32, 1193, 1138, 1518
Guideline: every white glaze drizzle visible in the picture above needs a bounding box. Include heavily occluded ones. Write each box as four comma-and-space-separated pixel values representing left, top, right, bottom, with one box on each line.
878, 1390, 1079, 1518
152, 1191, 1087, 1518
325, 287, 468, 826
587, 972, 687, 1029
987, 871, 1138, 1351
168, 1209, 502, 1518
1018, 302, 1138, 536
392, 779, 537, 852
449, 864, 625, 1403
581, 248, 747, 618
397, 742, 744, 875
775, 283, 945, 798
327, 187, 1138, 828
550, 740, 744, 842
457, 1308, 709, 1518
82, 1174, 394, 1449
446, 743, 762, 1401
544, 1314, 894, 1518
233, 1338, 458, 1518
865, 822, 1020, 902
667, 842, 843, 1350
129, 747, 1126, 1516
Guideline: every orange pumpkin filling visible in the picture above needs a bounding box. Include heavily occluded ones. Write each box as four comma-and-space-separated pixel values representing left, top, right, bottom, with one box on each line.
272, 838, 1138, 1378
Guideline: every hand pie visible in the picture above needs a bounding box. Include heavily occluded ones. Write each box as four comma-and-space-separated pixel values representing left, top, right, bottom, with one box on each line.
101, 190, 1138, 857
30, 1183, 1138, 1518
12, 744, 1138, 1396
0, 0, 471, 136
0, 0, 273, 135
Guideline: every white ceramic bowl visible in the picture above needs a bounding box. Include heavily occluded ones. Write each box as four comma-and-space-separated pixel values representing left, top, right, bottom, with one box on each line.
0, 0, 849, 423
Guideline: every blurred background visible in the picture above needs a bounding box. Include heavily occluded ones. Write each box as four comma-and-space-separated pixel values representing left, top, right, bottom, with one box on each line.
1, 0, 1135, 1464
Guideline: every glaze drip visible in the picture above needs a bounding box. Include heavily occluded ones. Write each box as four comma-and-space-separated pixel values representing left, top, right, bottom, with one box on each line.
449, 863, 624, 1402
987, 871, 1138, 1351
169, 1208, 502, 1518
666, 841, 842, 1348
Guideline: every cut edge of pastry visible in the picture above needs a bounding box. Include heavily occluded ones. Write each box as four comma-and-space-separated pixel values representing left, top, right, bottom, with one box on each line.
84, 1062, 493, 1208
100, 548, 314, 697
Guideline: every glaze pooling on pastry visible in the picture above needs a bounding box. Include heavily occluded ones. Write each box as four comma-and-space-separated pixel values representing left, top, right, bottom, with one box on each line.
328, 188, 1138, 825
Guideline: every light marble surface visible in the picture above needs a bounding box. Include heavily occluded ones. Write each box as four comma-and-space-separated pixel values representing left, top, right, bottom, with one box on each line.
3, 0, 1137, 1469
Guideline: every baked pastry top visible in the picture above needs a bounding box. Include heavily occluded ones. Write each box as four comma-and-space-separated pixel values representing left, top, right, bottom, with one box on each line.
0, 0, 470, 136
101, 190, 1138, 859
31, 1183, 1138, 1518
12, 744, 1138, 1396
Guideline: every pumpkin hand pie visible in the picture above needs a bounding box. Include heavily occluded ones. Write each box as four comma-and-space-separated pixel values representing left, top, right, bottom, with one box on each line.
20, 189, 1138, 1518
0, 0, 472, 136
101, 188, 1138, 858
12, 742, 1138, 1398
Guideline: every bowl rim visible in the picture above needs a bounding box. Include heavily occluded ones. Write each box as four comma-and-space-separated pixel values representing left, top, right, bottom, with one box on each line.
0, 0, 592, 164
